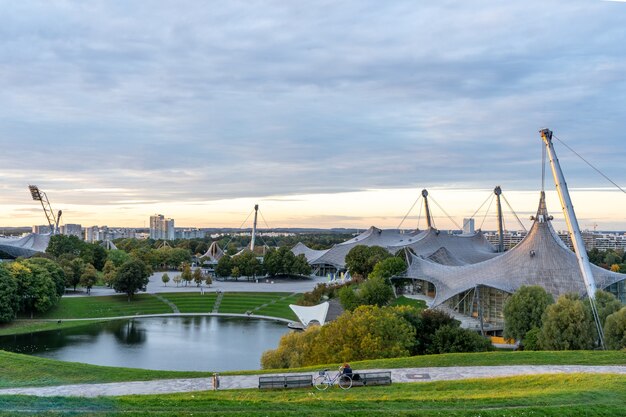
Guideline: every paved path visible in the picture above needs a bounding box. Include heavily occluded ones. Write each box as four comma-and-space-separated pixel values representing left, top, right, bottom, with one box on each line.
1, 365, 624, 397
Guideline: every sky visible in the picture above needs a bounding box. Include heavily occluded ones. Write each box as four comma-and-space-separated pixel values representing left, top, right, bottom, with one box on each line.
0, 0, 625, 231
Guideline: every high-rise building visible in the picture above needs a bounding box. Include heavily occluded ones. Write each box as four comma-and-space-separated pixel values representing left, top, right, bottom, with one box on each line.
60, 224, 82, 238
462, 218, 475, 234
149, 214, 175, 240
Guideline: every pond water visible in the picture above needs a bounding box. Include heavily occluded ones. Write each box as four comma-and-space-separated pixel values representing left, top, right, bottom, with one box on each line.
0, 316, 289, 371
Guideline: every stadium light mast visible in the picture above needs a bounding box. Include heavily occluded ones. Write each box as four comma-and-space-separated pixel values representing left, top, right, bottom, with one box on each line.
494, 186, 505, 253
250, 204, 259, 251
422, 189, 433, 229
28, 185, 61, 234
540, 128, 605, 349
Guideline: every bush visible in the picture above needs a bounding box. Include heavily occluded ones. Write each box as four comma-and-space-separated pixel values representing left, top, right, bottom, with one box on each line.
428, 325, 493, 354
338, 276, 394, 311
345, 245, 391, 279
410, 309, 459, 355
538, 294, 595, 350
522, 327, 541, 350
0, 264, 18, 323
604, 307, 626, 350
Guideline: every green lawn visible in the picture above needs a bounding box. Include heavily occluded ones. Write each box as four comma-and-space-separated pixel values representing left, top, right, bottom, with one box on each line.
0, 374, 625, 416
36, 294, 173, 319
0, 320, 105, 336
218, 292, 295, 316
1, 348, 625, 388
390, 295, 427, 310
158, 293, 218, 313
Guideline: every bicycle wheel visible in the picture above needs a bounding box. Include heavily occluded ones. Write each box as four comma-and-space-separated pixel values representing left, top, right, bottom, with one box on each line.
338, 374, 352, 390
313, 375, 329, 391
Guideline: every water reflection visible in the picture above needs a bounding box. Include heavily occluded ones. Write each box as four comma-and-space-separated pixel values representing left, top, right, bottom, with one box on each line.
0, 316, 288, 371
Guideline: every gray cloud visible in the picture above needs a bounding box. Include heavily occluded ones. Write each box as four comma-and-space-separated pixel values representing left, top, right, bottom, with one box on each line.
1, 0, 625, 213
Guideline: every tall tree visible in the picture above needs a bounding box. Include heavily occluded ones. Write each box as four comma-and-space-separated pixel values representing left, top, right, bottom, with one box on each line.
345, 245, 391, 279
0, 264, 18, 323
80, 264, 98, 295
215, 255, 233, 278
604, 307, 626, 350
7, 261, 58, 318
26, 257, 66, 297
181, 263, 192, 286
193, 268, 203, 286
538, 294, 595, 350
503, 285, 554, 341
102, 260, 117, 287
113, 259, 151, 301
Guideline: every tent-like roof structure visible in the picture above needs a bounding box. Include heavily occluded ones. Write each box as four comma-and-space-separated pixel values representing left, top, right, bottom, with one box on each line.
403, 192, 626, 307
389, 228, 499, 265
0, 233, 50, 258
289, 302, 330, 327
291, 242, 329, 264
201, 241, 224, 263
293, 226, 498, 270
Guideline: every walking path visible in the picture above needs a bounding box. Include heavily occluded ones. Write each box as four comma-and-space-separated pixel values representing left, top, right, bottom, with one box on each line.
152, 294, 180, 314
1, 365, 624, 397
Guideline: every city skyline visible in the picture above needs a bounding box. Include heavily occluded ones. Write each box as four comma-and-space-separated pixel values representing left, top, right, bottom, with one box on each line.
1, 1, 625, 229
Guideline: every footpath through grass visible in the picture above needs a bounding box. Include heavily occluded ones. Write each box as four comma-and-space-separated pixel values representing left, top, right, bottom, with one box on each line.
0, 348, 625, 388
0, 373, 625, 416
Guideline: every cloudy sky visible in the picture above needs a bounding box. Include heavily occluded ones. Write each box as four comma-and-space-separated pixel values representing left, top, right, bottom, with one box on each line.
1, 0, 625, 230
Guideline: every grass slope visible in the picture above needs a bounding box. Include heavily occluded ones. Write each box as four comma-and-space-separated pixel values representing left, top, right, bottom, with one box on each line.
1, 348, 624, 388
37, 294, 173, 319
0, 374, 625, 416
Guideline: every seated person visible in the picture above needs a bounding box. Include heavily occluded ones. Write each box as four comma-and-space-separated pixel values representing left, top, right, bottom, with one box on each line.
341, 363, 360, 381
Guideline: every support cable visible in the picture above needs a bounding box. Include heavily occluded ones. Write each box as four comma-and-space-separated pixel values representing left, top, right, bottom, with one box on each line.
258, 209, 278, 247
501, 194, 528, 232
429, 195, 462, 230
397, 195, 422, 230
554, 135, 626, 194
416, 197, 423, 230
221, 208, 254, 253
542, 143, 546, 193
479, 194, 495, 230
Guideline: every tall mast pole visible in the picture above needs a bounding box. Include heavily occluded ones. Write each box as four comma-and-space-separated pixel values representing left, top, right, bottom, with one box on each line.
250, 204, 259, 251
494, 186, 505, 253
422, 189, 433, 229
540, 128, 605, 349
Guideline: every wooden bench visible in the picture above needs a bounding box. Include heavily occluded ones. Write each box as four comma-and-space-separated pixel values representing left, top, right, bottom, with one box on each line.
349, 371, 392, 387
258, 374, 313, 389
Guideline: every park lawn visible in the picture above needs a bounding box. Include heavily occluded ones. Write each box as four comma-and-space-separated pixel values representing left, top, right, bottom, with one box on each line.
0, 350, 212, 389
158, 293, 218, 313
0, 374, 624, 416
0, 320, 105, 336
254, 294, 301, 320
1, 348, 625, 389
35, 294, 173, 319
218, 292, 293, 314
390, 295, 427, 310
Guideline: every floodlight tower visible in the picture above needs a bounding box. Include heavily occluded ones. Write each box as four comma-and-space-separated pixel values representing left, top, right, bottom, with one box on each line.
250, 204, 259, 251
540, 128, 605, 349
28, 185, 62, 234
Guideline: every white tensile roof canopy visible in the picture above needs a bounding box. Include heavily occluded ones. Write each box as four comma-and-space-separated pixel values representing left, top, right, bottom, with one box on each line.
289, 302, 330, 327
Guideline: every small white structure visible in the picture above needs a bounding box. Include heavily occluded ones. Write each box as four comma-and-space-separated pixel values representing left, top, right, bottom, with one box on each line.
289, 302, 330, 327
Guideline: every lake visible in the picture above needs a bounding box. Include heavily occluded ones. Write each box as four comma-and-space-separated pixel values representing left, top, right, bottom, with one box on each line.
0, 316, 289, 371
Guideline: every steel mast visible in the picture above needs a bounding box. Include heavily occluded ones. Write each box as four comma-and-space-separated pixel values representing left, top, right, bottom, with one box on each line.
422, 189, 433, 229
540, 128, 605, 349
250, 204, 259, 251
494, 186, 505, 253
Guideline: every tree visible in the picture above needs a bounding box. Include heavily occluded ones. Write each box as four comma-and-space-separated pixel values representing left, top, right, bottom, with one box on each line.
107, 249, 131, 268
102, 260, 117, 287
62, 258, 86, 291
358, 276, 395, 307
193, 268, 203, 286
161, 273, 170, 287
181, 263, 192, 286
428, 325, 493, 354
204, 275, 212, 286
173, 275, 182, 287
46, 234, 84, 258
611, 264, 621, 272
26, 258, 66, 297
231, 266, 241, 279
604, 307, 626, 350
345, 245, 391, 279
538, 294, 595, 350
369, 257, 407, 280
113, 259, 151, 301
215, 255, 233, 278
7, 261, 58, 318
587, 290, 623, 326
80, 264, 98, 295
0, 264, 18, 323
91, 244, 108, 271
503, 286, 554, 342
408, 309, 459, 355
338, 285, 361, 311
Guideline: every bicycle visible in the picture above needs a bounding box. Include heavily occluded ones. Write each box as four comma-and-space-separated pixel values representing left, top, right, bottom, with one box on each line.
313, 367, 352, 390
